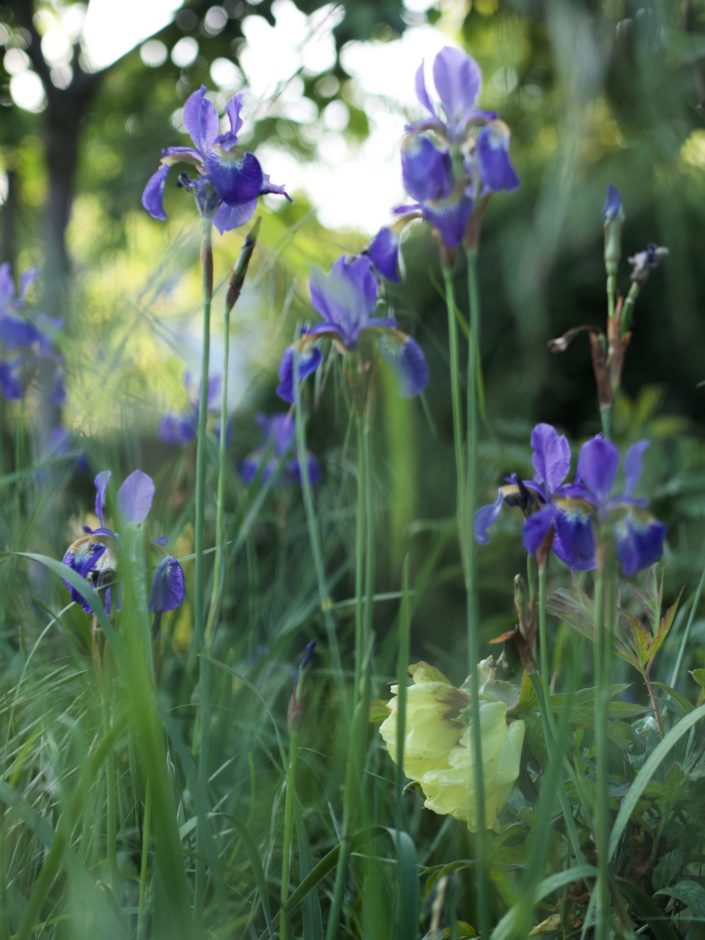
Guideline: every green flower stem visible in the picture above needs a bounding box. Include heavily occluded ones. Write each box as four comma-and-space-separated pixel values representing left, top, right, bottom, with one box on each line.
441, 263, 467, 551
137, 785, 152, 940
593, 556, 612, 939
205, 218, 259, 649
292, 353, 347, 715
465, 249, 489, 939
280, 729, 298, 940
537, 561, 550, 687
606, 273, 616, 322
354, 410, 375, 701
193, 216, 214, 919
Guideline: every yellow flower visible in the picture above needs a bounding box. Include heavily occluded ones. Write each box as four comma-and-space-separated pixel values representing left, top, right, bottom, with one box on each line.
379, 659, 525, 831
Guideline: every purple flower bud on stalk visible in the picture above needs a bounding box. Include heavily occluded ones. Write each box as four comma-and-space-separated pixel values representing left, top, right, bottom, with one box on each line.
603, 184, 625, 276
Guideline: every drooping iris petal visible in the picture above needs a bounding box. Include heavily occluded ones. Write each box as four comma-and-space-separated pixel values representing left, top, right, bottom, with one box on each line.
614, 513, 666, 577
0, 360, 23, 399
117, 470, 155, 524
366, 226, 401, 282
530, 423, 571, 494
522, 505, 557, 557
276, 344, 323, 403
432, 46, 482, 139
378, 333, 429, 398
0, 314, 40, 348
148, 555, 186, 612
212, 199, 258, 234
205, 149, 264, 205
401, 133, 454, 203
553, 501, 596, 570
475, 490, 505, 544
141, 165, 170, 221
421, 188, 474, 248
476, 122, 520, 193
182, 85, 219, 152
95, 471, 112, 527
623, 440, 650, 499
577, 435, 620, 504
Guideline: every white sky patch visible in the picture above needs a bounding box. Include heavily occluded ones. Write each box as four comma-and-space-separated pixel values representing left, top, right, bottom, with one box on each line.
82, 0, 182, 70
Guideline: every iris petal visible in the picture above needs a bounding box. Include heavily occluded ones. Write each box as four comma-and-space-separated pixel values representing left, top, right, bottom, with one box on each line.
476, 123, 520, 193
148, 556, 186, 612
205, 149, 263, 205
475, 490, 505, 544
95, 471, 112, 528
141, 165, 170, 221
212, 199, 258, 234
623, 440, 649, 498
182, 85, 219, 152
577, 435, 619, 503
522, 505, 556, 557
614, 513, 666, 576
421, 189, 474, 248
553, 503, 596, 570
378, 333, 429, 398
432, 46, 482, 138
276, 344, 323, 403
117, 470, 155, 524
530, 423, 571, 494
401, 133, 454, 203
366, 226, 401, 282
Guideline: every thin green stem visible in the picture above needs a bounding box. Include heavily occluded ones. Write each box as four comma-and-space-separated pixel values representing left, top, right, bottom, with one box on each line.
441, 263, 466, 551
137, 786, 152, 940
593, 560, 610, 939
280, 730, 298, 940
465, 249, 489, 938
193, 216, 214, 919
537, 562, 550, 687
292, 354, 347, 716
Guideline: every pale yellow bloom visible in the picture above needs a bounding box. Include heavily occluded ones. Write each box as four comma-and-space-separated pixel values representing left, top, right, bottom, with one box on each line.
379, 659, 525, 831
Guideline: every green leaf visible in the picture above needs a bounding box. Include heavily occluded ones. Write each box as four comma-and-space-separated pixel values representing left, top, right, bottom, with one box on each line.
609, 701, 705, 861
655, 879, 705, 919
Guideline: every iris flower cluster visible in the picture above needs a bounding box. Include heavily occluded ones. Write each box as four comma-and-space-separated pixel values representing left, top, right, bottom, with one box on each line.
62, 470, 185, 615
475, 423, 666, 576
392, 46, 520, 252
142, 86, 290, 233
241, 413, 320, 486
276, 252, 428, 404
0, 263, 65, 404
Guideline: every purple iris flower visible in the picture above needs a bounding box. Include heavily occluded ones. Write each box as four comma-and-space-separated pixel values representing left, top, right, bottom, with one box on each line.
399, 46, 519, 249
475, 423, 595, 571
0, 263, 65, 402
62, 470, 186, 615
276, 254, 429, 403
603, 184, 622, 223
142, 86, 290, 234
159, 371, 221, 445
574, 434, 666, 576
241, 413, 321, 486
